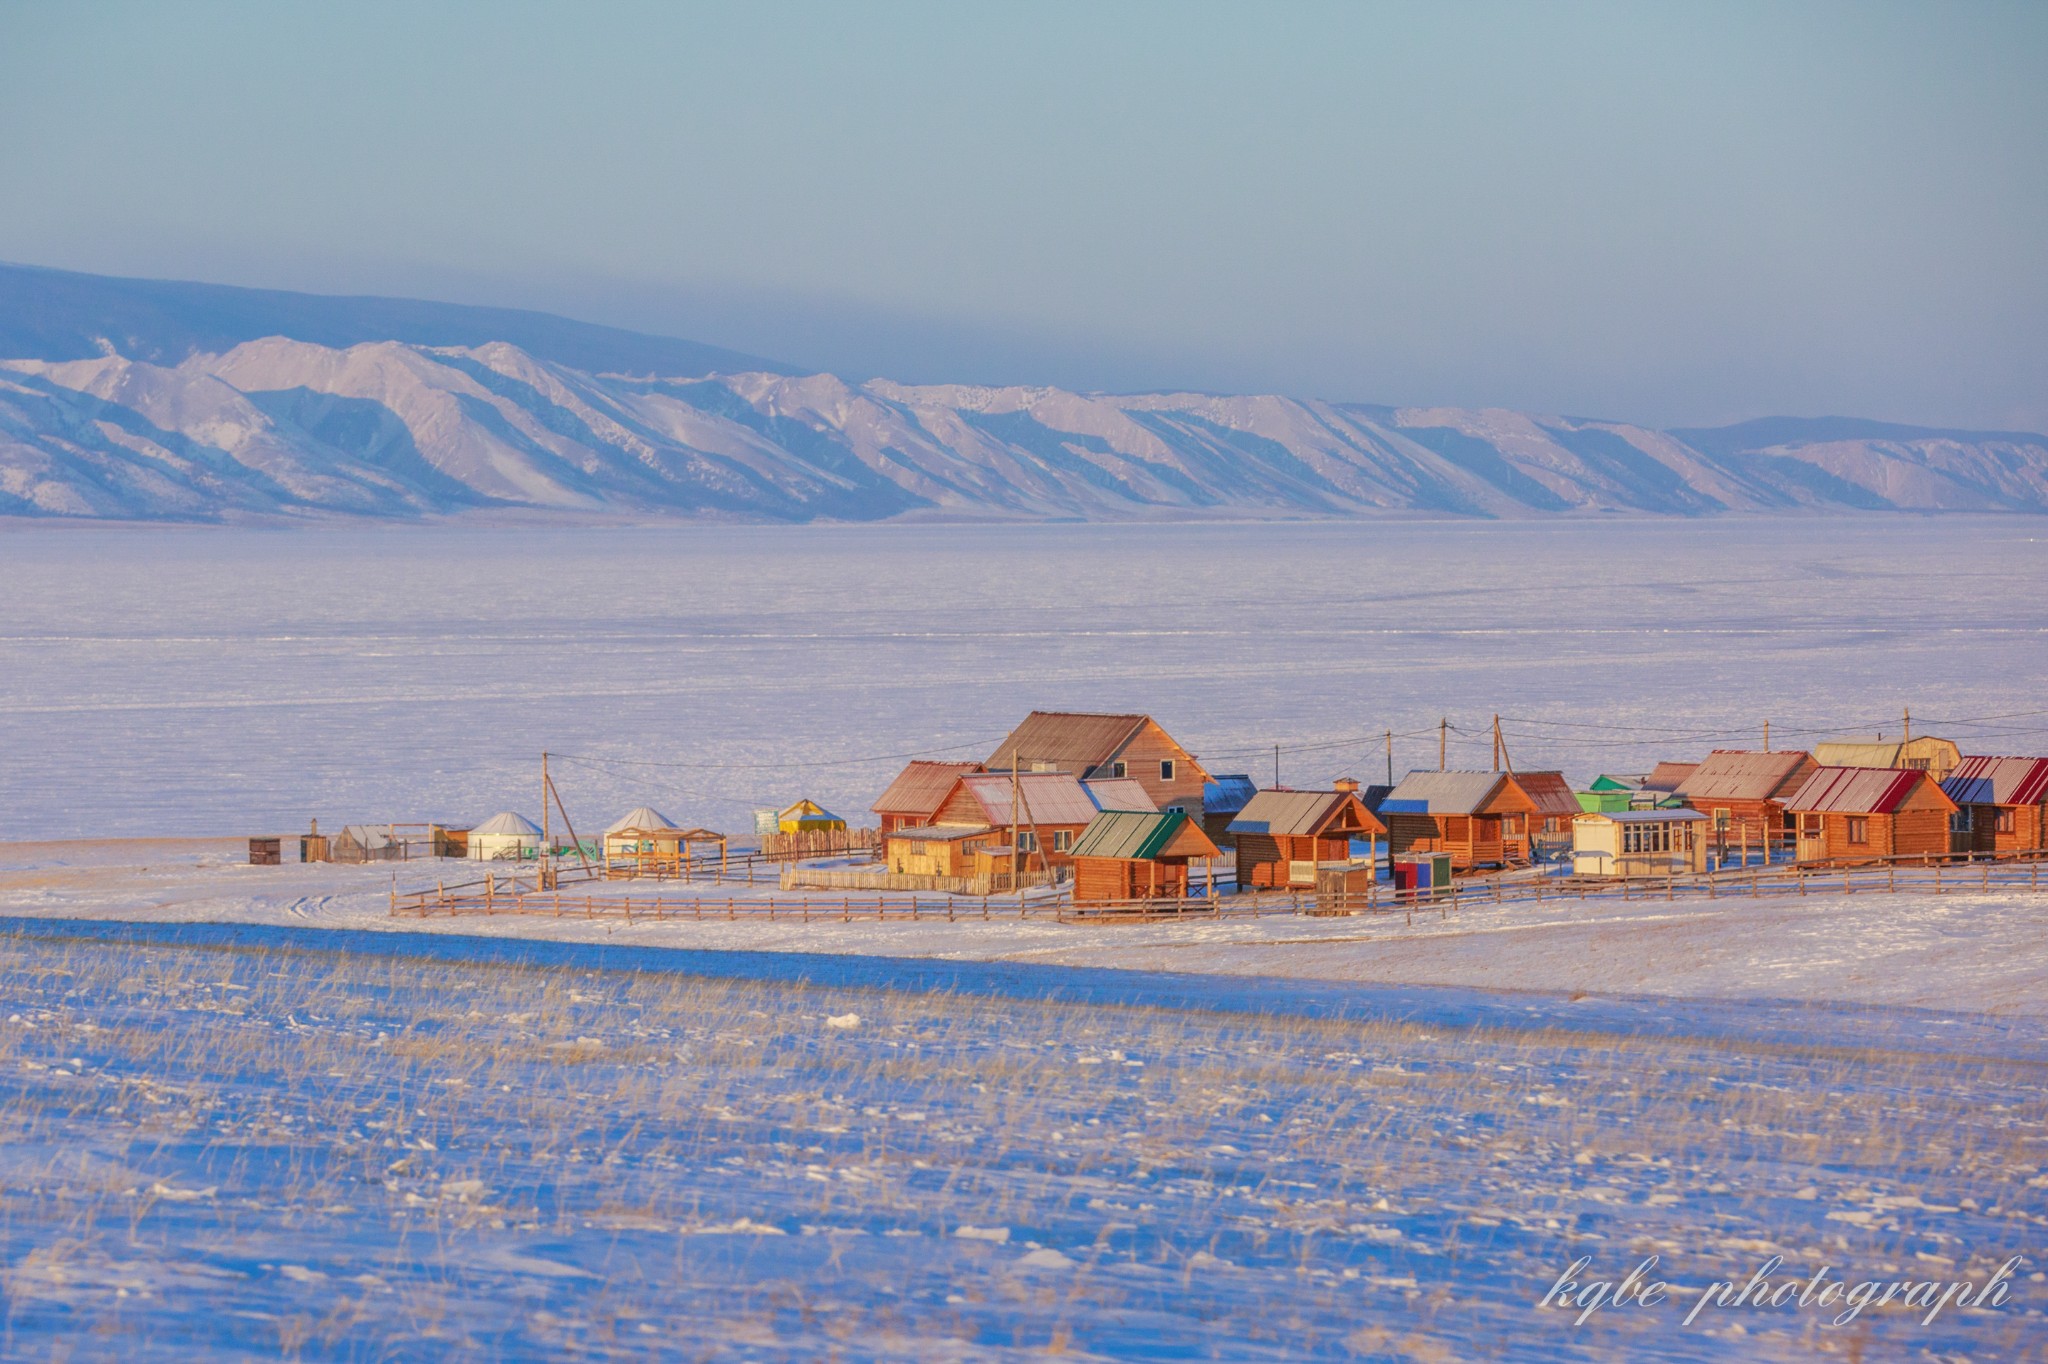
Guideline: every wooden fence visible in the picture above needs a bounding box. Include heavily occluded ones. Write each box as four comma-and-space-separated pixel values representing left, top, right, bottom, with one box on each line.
756, 828, 883, 861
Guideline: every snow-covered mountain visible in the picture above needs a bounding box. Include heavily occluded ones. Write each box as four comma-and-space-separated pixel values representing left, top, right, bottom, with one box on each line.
4, 265, 2046, 522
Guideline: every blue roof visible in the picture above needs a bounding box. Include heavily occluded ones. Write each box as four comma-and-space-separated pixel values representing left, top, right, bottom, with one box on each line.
1203, 774, 1258, 814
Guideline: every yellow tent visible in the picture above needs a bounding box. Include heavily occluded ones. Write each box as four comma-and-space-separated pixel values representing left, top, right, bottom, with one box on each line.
777, 798, 846, 834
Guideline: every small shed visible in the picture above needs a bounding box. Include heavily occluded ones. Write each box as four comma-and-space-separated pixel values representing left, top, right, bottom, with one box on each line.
1379, 771, 1530, 871
248, 836, 282, 866
1941, 756, 2048, 854
871, 761, 983, 835
331, 824, 402, 865
777, 799, 846, 835
1786, 767, 1956, 863
1571, 809, 1709, 878
1069, 809, 1222, 905
884, 825, 994, 878
468, 811, 542, 861
1228, 788, 1386, 890
1201, 774, 1259, 849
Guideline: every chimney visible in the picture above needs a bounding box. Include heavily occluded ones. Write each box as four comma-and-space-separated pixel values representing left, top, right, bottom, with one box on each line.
1333, 776, 1360, 794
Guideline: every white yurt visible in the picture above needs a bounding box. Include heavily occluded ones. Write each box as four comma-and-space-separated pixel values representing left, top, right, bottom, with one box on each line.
605, 805, 679, 864
468, 811, 542, 861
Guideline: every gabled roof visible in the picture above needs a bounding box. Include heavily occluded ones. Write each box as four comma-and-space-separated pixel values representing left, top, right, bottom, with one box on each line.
1227, 789, 1385, 838
338, 824, 393, 848
1642, 761, 1698, 792
1083, 777, 1157, 812
606, 805, 678, 836
1813, 739, 1903, 769
1785, 766, 1953, 815
987, 711, 1148, 772
1507, 771, 1582, 818
886, 824, 992, 843
1588, 774, 1649, 791
779, 798, 841, 821
1203, 774, 1259, 815
472, 812, 541, 837
1943, 756, 2048, 807
1675, 751, 1811, 802
872, 761, 982, 817
1379, 770, 1508, 816
949, 771, 1103, 827
1071, 809, 1220, 861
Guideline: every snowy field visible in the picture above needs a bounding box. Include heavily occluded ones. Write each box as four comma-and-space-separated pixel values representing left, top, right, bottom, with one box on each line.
1, 919, 2043, 1361
2, 517, 2046, 842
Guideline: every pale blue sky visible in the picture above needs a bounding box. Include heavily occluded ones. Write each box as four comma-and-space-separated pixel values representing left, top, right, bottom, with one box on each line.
3, 1, 2044, 428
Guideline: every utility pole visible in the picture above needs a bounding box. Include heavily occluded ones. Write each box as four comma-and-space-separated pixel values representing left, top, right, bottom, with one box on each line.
1762, 720, 1770, 753
1385, 729, 1393, 786
1492, 714, 1502, 773
1274, 744, 1281, 789
1904, 707, 1912, 744
541, 750, 551, 889
1010, 755, 1021, 894
1439, 718, 1447, 771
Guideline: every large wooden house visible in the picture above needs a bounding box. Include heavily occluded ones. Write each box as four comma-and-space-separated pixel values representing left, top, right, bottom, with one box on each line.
1069, 810, 1221, 904
1379, 771, 1533, 871
871, 760, 983, 834
1786, 766, 1956, 863
1227, 788, 1385, 889
1673, 750, 1816, 848
1941, 756, 2048, 854
986, 711, 1210, 817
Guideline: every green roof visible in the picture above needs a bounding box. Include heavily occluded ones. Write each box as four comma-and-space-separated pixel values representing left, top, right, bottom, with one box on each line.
1071, 809, 1191, 860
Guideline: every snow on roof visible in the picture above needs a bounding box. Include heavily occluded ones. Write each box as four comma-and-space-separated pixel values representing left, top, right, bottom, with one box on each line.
872, 760, 982, 816
1675, 751, 1810, 802
606, 806, 679, 836
1785, 767, 1949, 815
338, 824, 393, 848
471, 812, 541, 837
955, 771, 1104, 826
1202, 774, 1259, 815
1227, 789, 1381, 837
1380, 770, 1506, 815
1942, 756, 2048, 807
1507, 770, 1581, 818
1083, 777, 1157, 812
1071, 809, 1218, 861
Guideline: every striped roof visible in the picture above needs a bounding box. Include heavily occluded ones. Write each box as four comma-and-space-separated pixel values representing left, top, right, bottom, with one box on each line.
1785, 766, 1952, 815
1083, 777, 1157, 812
952, 771, 1103, 826
1227, 789, 1384, 837
987, 711, 1149, 772
1642, 761, 1698, 792
1508, 770, 1582, 818
1943, 756, 2048, 807
872, 760, 982, 817
1675, 750, 1811, 802
1071, 809, 1220, 861
1380, 770, 1507, 815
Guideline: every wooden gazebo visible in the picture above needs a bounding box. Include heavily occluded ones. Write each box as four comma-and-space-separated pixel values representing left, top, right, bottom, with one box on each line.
603, 806, 728, 879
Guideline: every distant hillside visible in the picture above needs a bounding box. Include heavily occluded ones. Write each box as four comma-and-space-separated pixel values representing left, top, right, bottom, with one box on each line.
3, 266, 2046, 523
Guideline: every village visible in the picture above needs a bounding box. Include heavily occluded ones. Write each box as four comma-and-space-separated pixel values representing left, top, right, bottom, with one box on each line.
264, 708, 2048, 924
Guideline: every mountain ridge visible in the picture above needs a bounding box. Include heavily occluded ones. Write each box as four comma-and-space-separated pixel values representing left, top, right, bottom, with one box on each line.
3, 266, 2046, 524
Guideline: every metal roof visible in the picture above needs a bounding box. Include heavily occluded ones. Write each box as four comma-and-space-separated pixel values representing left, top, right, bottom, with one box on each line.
1381, 770, 1507, 815
953, 771, 1104, 827
1071, 809, 1219, 861
987, 711, 1149, 773
1202, 774, 1259, 815
1508, 770, 1582, 818
1574, 808, 1708, 823
1785, 766, 1950, 815
1642, 761, 1698, 792
1943, 756, 2048, 807
871, 760, 982, 816
605, 805, 678, 836
1083, 777, 1157, 812
1812, 740, 1904, 769
1675, 751, 1810, 802
886, 824, 991, 842
1227, 789, 1382, 837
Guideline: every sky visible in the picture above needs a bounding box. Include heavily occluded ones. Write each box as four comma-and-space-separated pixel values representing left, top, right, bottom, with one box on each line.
2, 0, 2045, 430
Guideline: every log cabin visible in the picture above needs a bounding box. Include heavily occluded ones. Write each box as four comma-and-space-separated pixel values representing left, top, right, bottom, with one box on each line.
1941, 756, 2048, 854
1378, 771, 1532, 871
929, 770, 1145, 871
986, 711, 1210, 816
1227, 788, 1386, 889
1502, 771, 1582, 862
871, 760, 983, 835
1672, 750, 1815, 853
1787, 766, 1956, 863
1069, 809, 1222, 905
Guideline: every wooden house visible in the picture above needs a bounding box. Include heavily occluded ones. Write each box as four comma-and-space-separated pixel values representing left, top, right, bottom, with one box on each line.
1787, 767, 1956, 863
1571, 809, 1709, 878
468, 812, 542, 861
929, 771, 1125, 869
1673, 750, 1815, 850
777, 799, 845, 834
1813, 736, 1964, 783
986, 711, 1210, 816
871, 760, 983, 835
1941, 756, 2048, 854
1201, 773, 1259, 849
1069, 809, 1221, 905
1227, 788, 1385, 889
1379, 771, 1533, 871
1503, 771, 1582, 862
884, 825, 996, 877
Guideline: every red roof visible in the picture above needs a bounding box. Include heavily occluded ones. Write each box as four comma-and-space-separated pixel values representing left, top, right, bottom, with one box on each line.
1786, 766, 1950, 815
1508, 770, 1581, 818
1676, 750, 1811, 802
872, 760, 982, 817
1643, 761, 1697, 792
1943, 756, 2048, 807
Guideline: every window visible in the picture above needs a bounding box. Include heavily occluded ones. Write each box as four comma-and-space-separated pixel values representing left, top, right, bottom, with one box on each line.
1951, 808, 1973, 834
910, 841, 927, 856
1996, 808, 2016, 834
1017, 831, 1039, 852
1544, 817, 1563, 835
1846, 817, 1869, 846
1110, 761, 1127, 779
1713, 808, 1732, 831
1052, 829, 1072, 852
1160, 760, 1175, 781
1165, 803, 1185, 816
1906, 757, 1931, 771
1503, 815, 1524, 836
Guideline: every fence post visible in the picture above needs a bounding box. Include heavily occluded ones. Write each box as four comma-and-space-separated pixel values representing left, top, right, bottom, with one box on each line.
1935, 863, 1942, 895
1888, 862, 1895, 894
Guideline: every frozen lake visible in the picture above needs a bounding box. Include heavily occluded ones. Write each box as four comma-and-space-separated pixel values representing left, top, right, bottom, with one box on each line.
2, 517, 2044, 840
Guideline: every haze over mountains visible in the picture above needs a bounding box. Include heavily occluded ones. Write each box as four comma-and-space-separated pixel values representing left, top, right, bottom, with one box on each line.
4, 263, 2046, 524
